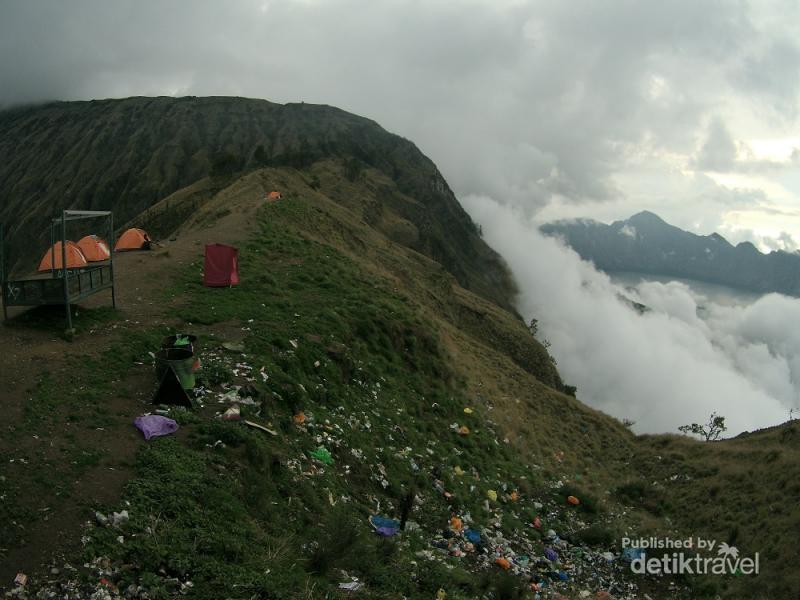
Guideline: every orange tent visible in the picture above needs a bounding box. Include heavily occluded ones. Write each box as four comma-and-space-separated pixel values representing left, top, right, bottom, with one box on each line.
37, 241, 88, 272
77, 235, 111, 262
266, 191, 282, 200
115, 228, 152, 251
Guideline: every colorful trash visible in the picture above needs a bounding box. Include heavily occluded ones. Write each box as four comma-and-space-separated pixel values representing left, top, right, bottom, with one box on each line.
133, 415, 178, 440
221, 406, 241, 421
370, 515, 400, 537
310, 446, 333, 465
464, 529, 481, 544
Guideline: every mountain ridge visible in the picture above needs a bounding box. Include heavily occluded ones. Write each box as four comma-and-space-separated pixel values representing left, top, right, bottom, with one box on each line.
542, 211, 800, 296
0, 95, 517, 312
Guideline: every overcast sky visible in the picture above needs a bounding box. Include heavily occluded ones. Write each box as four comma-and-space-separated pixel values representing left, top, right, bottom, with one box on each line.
3, 1, 800, 433
2, 0, 799, 248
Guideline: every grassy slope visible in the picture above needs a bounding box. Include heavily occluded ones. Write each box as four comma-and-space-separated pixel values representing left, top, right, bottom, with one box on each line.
3, 164, 796, 598
0, 97, 515, 314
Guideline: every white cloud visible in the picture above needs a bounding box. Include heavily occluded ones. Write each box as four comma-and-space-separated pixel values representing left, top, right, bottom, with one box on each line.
2, 0, 799, 233
464, 194, 795, 435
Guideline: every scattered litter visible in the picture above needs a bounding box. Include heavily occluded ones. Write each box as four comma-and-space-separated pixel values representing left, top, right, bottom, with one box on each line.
369, 515, 400, 537
494, 557, 511, 570
567, 495, 580, 505
293, 411, 306, 425
133, 415, 178, 440
243, 420, 278, 436
338, 580, 364, 592
221, 405, 241, 421
221, 342, 245, 352
464, 529, 481, 544
111, 510, 129, 527
310, 446, 333, 465
463, 407, 473, 414
14, 573, 27, 586
486, 489, 498, 502
622, 547, 645, 562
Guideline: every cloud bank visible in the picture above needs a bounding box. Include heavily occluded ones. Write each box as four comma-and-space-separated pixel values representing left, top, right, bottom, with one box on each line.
464, 195, 796, 435
1, 1, 799, 242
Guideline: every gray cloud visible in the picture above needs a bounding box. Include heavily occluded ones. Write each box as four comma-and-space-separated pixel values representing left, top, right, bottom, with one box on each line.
464, 195, 795, 435
693, 116, 800, 174
694, 117, 739, 171
1, 0, 798, 214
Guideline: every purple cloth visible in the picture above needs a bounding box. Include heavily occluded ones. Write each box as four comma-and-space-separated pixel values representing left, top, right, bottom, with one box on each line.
374, 526, 399, 537
134, 415, 179, 440
544, 547, 558, 562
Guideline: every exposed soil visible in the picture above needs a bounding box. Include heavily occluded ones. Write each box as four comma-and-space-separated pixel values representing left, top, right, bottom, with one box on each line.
0, 191, 261, 587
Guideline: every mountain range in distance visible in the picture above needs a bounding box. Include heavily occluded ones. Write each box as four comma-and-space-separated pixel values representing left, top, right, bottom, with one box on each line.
541, 210, 800, 297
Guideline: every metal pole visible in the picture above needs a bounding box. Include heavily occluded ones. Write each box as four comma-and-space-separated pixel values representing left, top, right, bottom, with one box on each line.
0, 222, 7, 322
62, 210, 72, 331
109, 212, 116, 308
50, 220, 56, 278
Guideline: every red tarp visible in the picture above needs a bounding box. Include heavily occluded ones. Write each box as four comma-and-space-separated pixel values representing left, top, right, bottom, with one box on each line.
203, 244, 240, 287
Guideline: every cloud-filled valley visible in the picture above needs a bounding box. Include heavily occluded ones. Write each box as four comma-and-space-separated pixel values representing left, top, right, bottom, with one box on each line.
465, 195, 798, 435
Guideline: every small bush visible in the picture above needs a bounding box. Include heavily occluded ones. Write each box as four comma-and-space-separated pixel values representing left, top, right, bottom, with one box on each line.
615, 481, 668, 516
573, 525, 615, 547
307, 507, 363, 576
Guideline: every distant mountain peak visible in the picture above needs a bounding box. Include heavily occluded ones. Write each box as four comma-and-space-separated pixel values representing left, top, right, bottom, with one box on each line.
540, 211, 800, 296
629, 210, 665, 222
735, 241, 759, 253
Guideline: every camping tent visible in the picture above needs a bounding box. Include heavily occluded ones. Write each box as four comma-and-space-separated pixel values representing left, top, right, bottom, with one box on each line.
76, 235, 111, 262
115, 228, 151, 251
266, 191, 282, 200
203, 244, 239, 287
37, 241, 88, 272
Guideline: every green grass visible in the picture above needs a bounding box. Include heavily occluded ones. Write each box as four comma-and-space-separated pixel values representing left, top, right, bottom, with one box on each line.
69, 200, 618, 597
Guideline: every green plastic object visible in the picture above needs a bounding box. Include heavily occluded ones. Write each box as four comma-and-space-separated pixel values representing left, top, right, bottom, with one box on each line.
310, 446, 333, 465
155, 348, 196, 391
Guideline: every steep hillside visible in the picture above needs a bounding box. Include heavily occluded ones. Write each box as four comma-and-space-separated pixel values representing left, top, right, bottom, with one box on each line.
1, 99, 797, 597
2, 163, 796, 598
0, 96, 515, 311
541, 211, 800, 296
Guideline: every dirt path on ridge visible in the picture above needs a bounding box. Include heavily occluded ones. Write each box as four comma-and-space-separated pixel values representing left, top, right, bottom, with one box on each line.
0, 190, 263, 588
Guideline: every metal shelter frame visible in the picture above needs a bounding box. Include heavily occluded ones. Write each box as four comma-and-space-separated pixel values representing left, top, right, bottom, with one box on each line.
1, 210, 116, 330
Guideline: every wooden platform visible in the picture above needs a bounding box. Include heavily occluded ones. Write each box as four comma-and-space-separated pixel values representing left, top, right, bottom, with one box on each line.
3, 264, 112, 309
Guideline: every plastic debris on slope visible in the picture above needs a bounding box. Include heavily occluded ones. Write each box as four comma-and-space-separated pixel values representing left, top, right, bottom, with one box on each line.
133, 415, 178, 440
310, 446, 333, 465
